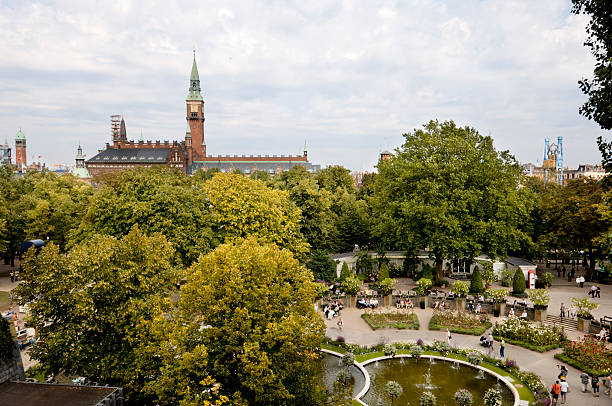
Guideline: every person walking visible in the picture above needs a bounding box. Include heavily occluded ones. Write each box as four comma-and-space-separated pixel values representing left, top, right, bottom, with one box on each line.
596, 286, 601, 298
446, 328, 452, 345
592, 375, 600, 397
559, 379, 569, 404
579, 276, 585, 288
551, 381, 561, 405
580, 372, 590, 392
500, 338, 505, 358
562, 266, 566, 278
336, 317, 343, 331
560, 303, 565, 319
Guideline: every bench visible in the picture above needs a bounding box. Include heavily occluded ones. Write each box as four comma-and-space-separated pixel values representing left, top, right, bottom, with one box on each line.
601, 316, 612, 329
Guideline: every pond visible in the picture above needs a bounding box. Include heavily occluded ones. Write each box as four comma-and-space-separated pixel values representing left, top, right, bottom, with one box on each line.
316, 352, 366, 398
362, 357, 514, 406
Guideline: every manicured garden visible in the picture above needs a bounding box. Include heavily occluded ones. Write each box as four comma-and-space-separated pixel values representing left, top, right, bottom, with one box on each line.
321, 338, 545, 406
554, 337, 612, 376
492, 316, 566, 352
429, 310, 492, 335
361, 311, 419, 330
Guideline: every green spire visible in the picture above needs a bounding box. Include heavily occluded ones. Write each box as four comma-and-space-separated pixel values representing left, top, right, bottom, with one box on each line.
76, 143, 84, 159
185, 123, 192, 138
187, 51, 203, 101
15, 128, 25, 141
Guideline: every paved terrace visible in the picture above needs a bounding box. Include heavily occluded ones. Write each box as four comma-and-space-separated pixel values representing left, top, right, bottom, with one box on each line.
322, 273, 612, 406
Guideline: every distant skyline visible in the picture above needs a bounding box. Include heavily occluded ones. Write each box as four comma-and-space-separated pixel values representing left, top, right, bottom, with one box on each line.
0, 0, 608, 171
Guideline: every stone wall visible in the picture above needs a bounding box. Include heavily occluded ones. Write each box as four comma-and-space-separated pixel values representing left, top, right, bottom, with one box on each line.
0, 343, 25, 384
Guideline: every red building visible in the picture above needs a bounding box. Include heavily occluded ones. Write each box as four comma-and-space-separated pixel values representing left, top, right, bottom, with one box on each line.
14, 129, 26, 171
86, 53, 319, 176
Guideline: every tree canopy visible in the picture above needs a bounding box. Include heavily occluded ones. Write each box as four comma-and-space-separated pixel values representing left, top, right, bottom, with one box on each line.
371, 120, 529, 279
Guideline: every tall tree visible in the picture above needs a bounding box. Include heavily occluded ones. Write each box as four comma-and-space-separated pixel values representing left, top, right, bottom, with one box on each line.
571, 0, 612, 130
203, 173, 309, 259
71, 168, 214, 266
371, 120, 529, 280
15, 227, 178, 404
174, 238, 325, 405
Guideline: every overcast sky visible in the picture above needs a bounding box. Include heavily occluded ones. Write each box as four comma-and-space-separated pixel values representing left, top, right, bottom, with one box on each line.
0, 0, 608, 171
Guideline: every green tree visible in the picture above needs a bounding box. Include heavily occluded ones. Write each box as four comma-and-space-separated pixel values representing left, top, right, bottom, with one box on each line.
71, 168, 214, 266
14, 227, 178, 403
203, 173, 309, 260
470, 267, 484, 294
512, 270, 526, 294
571, 0, 612, 130
174, 238, 325, 405
371, 120, 529, 280
193, 167, 221, 182
378, 262, 390, 280
356, 250, 375, 279
340, 261, 351, 281
307, 249, 336, 283
315, 165, 356, 194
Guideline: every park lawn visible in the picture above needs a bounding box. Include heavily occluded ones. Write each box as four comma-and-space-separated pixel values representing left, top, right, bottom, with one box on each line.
361, 312, 419, 330
0, 291, 10, 311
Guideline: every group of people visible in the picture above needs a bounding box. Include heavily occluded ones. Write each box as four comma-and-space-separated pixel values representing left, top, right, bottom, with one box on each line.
550, 364, 609, 404
9, 270, 19, 283
395, 299, 414, 309
323, 300, 343, 320
589, 284, 602, 298
467, 301, 483, 314
356, 297, 379, 309
597, 327, 611, 342
432, 300, 446, 310
507, 307, 529, 319
559, 303, 577, 319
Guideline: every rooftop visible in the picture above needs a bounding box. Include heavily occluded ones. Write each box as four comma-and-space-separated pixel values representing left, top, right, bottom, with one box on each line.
0, 382, 121, 406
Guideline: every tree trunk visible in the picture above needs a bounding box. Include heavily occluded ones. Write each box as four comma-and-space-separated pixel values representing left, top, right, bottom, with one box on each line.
435, 255, 443, 282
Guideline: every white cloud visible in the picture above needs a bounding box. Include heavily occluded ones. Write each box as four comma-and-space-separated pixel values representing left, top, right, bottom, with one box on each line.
0, 0, 605, 171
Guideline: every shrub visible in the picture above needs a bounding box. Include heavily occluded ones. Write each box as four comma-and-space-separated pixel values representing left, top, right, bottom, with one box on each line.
505, 359, 517, 369
451, 281, 469, 297
420, 391, 437, 406
467, 351, 483, 365
386, 380, 403, 403
340, 275, 362, 295
410, 345, 424, 358
336, 336, 345, 343
528, 289, 551, 308
483, 388, 502, 406
571, 297, 599, 319
0, 317, 13, 363
501, 269, 514, 287
484, 288, 508, 303
379, 262, 390, 280
341, 353, 355, 368
493, 317, 565, 347
340, 261, 351, 281
417, 338, 424, 346
415, 278, 432, 296
454, 389, 473, 406
335, 369, 354, 386
512, 270, 526, 294
314, 282, 328, 299
383, 344, 397, 357
470, 267, 483, 294
542, 272, 553, 286
378, 277, 396, 295
479, 261, 496, 286
431, 340, 452, 355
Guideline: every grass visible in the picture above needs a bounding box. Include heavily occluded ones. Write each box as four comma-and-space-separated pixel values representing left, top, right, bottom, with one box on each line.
361, 312, 419, 330
493, 335, 562, 353
0, 291, 10, 311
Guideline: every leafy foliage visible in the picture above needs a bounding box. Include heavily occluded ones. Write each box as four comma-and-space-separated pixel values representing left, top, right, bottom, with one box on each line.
483, 388, 502, 406
470, 267, 484, 294
455, 389, 473, 406
307, 249, 336, 283
386, 380, 403, 404
339, 262, 351, 281
485, 289, 508, 304
377, 277, 396, 295
572, 297, 599, 319
378, 262, 390, 280
415, 278, 432, 296
15, 227, 178, 403
372, 120, 529, 280
493, 318, 565, 348
451, 281, 469, 297
512, 270, 526, 294
528, 289, 551, 307
541, 272, 553, 287
420, 391, 437, 406
340, 275, 362, 295
0, 317, 13, 362
174, 238, 325, 405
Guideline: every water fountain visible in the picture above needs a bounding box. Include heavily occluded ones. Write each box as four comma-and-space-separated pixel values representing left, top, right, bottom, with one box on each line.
451, 361, 459, 369
415, 367, 438, 390
475, 369, 486, 379
399, 357, 405, 364
429, 357, 436, 365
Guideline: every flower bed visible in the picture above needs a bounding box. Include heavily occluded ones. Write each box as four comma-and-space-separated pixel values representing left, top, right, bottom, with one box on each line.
554, 337, 612, 376
361, 311, 419, 330
429, 310, 492, 335
492, 317, 565, 352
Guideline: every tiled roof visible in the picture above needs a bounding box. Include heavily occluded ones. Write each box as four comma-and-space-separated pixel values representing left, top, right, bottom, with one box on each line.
192, 161, 320, 173
87, 148, 171, 164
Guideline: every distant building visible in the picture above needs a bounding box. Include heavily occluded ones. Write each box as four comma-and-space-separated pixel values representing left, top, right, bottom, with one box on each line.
87, 53, 319, 176
0, 138, 11, 166
523, 162, 606, 185
14, 129, 26, 172
71, 145, 90, 179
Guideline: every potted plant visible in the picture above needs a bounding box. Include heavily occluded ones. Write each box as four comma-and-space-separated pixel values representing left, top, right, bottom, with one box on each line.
572, 297, 599, 332
415, 278, 432, 309
420, 391, 437, 406
528, 289, 551, 321
541, 272, 553, 288
386, 381, 403, 405
454, 389, 473, 406
485, 289, 508, 317
378, 277, 396, 307
451, 280, 469, 310
341, 275, 362, 308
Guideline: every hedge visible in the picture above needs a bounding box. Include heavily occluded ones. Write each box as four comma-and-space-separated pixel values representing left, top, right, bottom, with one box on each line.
492, 335, 562, 353
361, 312, 419, 330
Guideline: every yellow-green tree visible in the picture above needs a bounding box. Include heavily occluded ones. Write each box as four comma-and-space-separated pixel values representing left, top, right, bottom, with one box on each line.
175, 238, 325, 405
15, 227, 178, 404
203, 173, 309, 259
